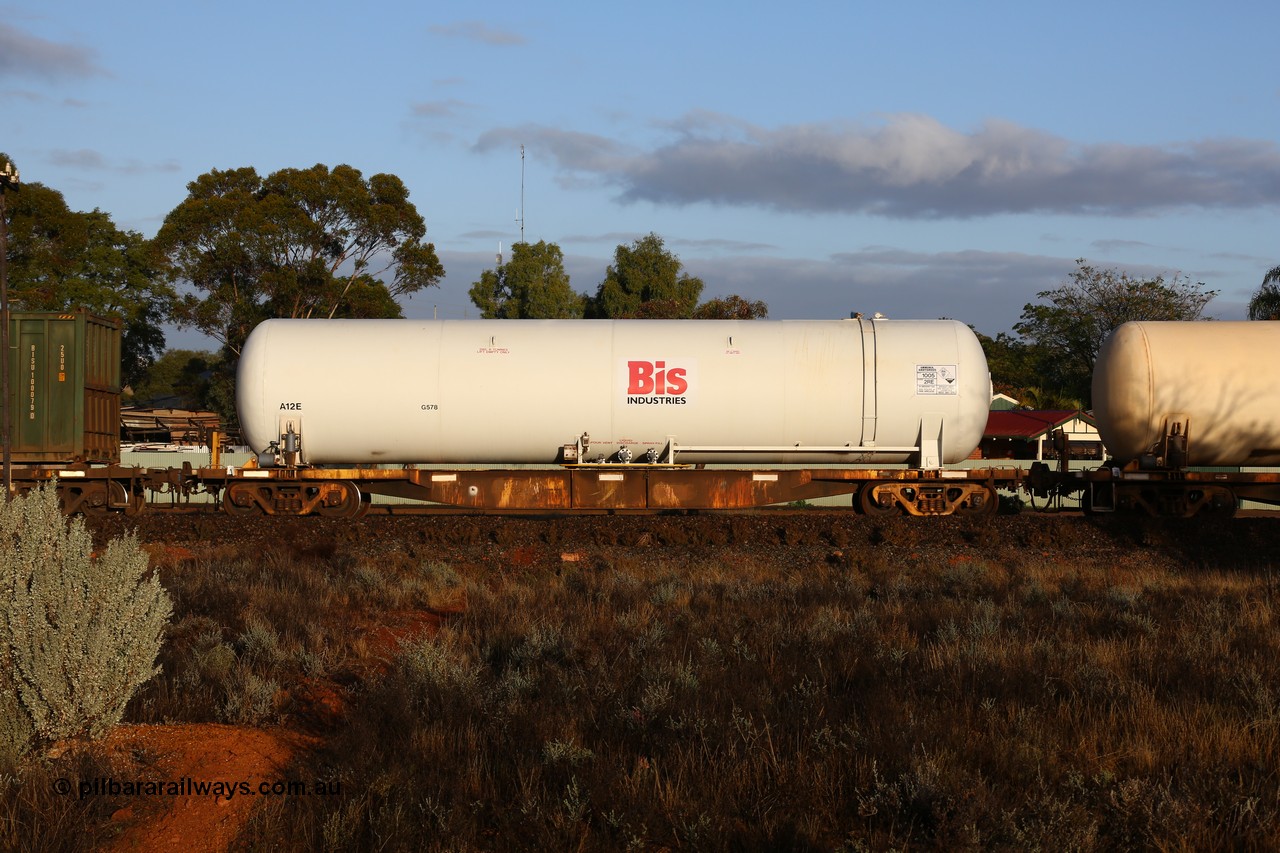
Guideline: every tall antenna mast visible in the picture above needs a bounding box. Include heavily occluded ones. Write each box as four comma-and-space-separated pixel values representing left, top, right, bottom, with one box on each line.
517, 144, 525, 244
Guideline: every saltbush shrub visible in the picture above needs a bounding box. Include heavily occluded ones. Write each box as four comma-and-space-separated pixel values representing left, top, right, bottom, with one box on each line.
0, 485, 172, 756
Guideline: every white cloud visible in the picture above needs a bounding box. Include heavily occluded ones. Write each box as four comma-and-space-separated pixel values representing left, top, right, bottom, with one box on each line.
0, 23, 103, 80
412, 99, 471, 119
428, 21, 526, 46
474, 125, 629, 177
48, 149, 181, 175
479, 113, 1280, 220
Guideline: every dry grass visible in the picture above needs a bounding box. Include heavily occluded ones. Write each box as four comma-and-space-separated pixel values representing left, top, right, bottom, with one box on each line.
8, 521, 1280, 851
253, 545, 1279, 850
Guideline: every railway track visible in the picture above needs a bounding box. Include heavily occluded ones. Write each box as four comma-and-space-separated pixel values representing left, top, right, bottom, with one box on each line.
81, 506, 1280, 579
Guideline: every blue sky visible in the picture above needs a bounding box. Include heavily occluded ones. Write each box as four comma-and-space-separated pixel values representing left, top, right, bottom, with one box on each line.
4, 1, 1279, 350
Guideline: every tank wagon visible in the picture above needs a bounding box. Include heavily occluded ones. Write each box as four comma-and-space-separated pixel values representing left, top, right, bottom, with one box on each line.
1093, 321, 1280, 467
14, 312, 1280, 518
227, 317, 1004, 515
1028, 321, 1280, 515
239, 318, 990, 466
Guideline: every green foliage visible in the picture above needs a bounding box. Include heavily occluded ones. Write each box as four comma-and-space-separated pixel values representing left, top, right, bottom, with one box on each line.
0, 486, 172, 755
125, 348, 220, 407
976, 329, 1084, 408
581, 233, 766, 320
975, 329, 1046, 401
154, 163, 445, 354
1, 172, 174, 387
1012, 259, 1216, 406
469, 241, 585, 318
1014, 387, 1084, 410
692, 294, 769, 319
1247, 266, 1280, 320
997, 492, 1026, 514
585, 233, 704, 319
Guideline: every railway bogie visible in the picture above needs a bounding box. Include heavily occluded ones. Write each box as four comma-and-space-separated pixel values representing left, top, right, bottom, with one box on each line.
58, 476, 145, 516
858, 480, 1000, 517
217, 480, 365, 518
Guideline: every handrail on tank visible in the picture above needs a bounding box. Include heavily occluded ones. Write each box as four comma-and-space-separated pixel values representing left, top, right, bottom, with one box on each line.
662, 439, 927, 467
666, 413, 946, 469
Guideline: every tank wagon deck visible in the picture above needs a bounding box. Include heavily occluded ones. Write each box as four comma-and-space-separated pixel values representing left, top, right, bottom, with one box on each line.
213, 463, 1017, 517
17, 454, 1280, 518
12, 460, 1016, 516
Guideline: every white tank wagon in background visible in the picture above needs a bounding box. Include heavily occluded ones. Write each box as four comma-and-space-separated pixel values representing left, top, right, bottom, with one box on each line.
1035, 320, 1280, 516
237, 317, 992, 469
1093, 321, 1280, 468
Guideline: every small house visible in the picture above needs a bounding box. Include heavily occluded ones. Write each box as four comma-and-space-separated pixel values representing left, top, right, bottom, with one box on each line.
981, 410, 1104, 461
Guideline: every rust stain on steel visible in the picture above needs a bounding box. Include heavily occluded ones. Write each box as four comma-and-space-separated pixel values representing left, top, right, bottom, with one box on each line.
571, 470, 648, 509
648, 470, 817, 509
501, 474, 571, 508
228, 482, 351, 516
424, 471, 573, 509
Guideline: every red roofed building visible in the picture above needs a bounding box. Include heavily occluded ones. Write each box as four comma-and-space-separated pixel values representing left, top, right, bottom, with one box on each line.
981, 409, 1104, 461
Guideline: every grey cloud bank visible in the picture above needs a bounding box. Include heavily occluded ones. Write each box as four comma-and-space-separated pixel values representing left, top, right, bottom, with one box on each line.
428, 21, 526, 46
0, 23, 102, 80
480, 114, 1280, 220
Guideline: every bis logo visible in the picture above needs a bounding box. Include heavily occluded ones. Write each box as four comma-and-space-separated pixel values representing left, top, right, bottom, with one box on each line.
622, 359, 695, 405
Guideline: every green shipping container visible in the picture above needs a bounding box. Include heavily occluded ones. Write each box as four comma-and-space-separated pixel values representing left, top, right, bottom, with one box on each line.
6, 310, 121, 464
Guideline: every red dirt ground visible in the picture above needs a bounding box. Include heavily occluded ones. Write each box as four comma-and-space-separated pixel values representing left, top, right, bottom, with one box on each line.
94, 725, 316, 853
83, 597, 446, 850
94, 608, 447, 853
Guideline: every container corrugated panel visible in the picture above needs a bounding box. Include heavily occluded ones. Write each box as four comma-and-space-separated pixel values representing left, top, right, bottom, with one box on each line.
7, 310, 121, 463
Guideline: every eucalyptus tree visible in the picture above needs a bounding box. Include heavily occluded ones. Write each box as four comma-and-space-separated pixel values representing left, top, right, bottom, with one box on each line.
692, 294, 768, 319
469, 240, 584, 318
1013, 260, 1216, 406
584, 233, 704, 319
0, 166, 172, 386
154, 163, 444, 355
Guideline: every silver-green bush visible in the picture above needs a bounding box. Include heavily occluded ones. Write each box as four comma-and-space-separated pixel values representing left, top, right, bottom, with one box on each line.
0, 485, 172, 756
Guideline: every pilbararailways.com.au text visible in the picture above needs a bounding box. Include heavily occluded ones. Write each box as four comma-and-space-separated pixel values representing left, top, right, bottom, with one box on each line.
58, 776, 342, 800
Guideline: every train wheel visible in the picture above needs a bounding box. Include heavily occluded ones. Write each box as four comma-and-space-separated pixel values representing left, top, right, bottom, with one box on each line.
858, 482, 901, 516
122, 490, 147, 516
315, 482, 364, 518
954, 484, 998, 518
59, 484, 98, 515
223, 482, 264, 516
1192, 486, 1238, 518
69, 481, 129, 515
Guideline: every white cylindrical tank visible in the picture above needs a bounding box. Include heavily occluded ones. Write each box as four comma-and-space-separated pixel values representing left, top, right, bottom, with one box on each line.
1093, 321, 1280, 467
237, 318, 991, 466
